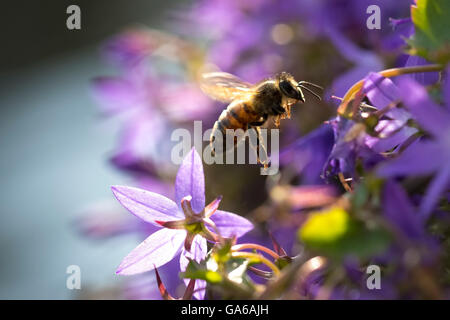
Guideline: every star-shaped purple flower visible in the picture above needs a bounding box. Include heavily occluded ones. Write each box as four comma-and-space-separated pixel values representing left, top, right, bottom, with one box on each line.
323, 72, 421, 181
363, 72, 418, 153
377, 68, 450, 219
111, 147, 253, 299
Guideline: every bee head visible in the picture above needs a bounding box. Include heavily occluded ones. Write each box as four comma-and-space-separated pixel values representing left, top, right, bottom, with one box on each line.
277, 72, 305, 102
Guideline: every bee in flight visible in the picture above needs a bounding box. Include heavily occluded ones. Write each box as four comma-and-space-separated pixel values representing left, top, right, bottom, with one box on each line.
199, 71, 323, 165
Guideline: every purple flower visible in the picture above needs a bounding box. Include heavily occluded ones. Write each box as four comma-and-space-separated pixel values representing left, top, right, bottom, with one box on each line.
377, 73, 450, 219
324, 27, 383, 99
323, 116, 381, 180
383, 17, 414, 52
102, 30, 151, 68
92, 69, 174, 175
363, 72, 418, 153
394, 55, 440, 86
300, 0, 410, 37
382, 180, 427, 240
74, 202, 157, 239
280, 124, 335, 184
381, 181, 440, 292
324, 71, 423, 180
75, 177, 173, 239
93, 72, 215, 176
93, 29, 218, 176
92, 76, 145, 115
111, 148, 253, 299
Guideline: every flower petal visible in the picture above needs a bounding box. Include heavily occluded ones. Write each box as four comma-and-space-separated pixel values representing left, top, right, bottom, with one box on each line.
205, 196, 222, 218
376, 140, 443, 177
180, 235, 207, 300
175, 148, 205, 213
74, 203, 157, 239
210, 210, 254, 238
92, 77, 141, 114
400, 55, 439, 86
382, 181, 424, 240
115, 112, 166, 165
116, 228, 186, 275
280, 124, 335, 185
398, 78, 450, 138
112, 185, 183, 226
324, 28, 382, 98
419, 166, 450, 219
445, 65, 450, 112
366, 123, 417, 153
363, 72, 400, 109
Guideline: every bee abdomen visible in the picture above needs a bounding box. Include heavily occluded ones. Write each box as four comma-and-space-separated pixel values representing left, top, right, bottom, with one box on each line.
210, 101, 253, 154
221, 101, 255, 129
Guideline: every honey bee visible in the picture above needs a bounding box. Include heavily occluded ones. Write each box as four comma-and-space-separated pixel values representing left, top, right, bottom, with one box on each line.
199, 71, 323, 164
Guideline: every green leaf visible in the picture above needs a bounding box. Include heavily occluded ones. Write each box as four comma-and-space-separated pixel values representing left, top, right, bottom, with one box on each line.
409, 0, 450, 63
352, 183, 369, 210
299, 207, 391, 259
333, 225, 391, 260
299, 207, 351, 245
181, 259, 222, 284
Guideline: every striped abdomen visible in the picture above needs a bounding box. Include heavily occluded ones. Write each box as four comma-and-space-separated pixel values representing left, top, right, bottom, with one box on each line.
210, 100, 261, 154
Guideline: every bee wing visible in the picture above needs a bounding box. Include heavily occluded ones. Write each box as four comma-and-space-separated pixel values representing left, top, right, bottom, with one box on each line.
199, 72, 255, 103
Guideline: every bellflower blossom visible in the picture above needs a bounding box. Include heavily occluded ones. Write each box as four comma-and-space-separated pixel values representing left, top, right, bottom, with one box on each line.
93, 29, 217, 175
324, 71, 419, 180
93, 69, 173, 175
280, 124, 335, 185
75, 177, 172, 239
383, 180, 434, 245
78, 0, 450, 300
378, 73, 450, 219
384, 17, 414, 52
111, 148, 253, 299
324, 27, 383, 99
363, 72, 418, 152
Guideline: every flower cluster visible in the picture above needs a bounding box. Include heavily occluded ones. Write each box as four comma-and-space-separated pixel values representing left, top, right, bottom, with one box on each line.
77, 0, 450, 299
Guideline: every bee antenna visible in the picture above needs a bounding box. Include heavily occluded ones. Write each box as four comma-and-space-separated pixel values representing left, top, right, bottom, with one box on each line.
297, 81, 323, 91
298, 85, 322, 101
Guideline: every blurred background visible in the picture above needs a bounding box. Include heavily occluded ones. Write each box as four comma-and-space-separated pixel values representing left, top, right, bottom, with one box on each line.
0, 0, 417, 299
0, 0, 178, 299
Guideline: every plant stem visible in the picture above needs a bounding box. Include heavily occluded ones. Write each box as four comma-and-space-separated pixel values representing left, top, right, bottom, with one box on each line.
341, 64, 444, 106
231, 251, 281, 276
232, 243, 280, 259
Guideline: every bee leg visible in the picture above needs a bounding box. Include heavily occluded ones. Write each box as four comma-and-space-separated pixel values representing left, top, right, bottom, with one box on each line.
249, 126, 270, 168
210, 121, 227, 156
210, 141, 216, 156
209, 129, 216, 156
